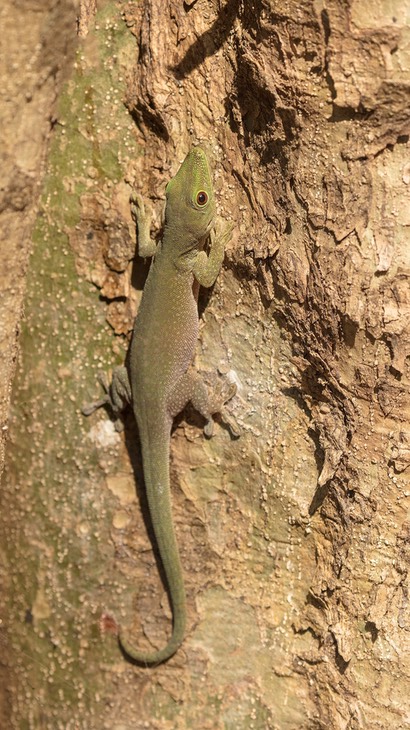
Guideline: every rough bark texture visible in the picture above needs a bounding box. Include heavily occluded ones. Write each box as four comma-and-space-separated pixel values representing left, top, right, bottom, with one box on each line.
1, 1, 409, 729
0, 0, 78, 478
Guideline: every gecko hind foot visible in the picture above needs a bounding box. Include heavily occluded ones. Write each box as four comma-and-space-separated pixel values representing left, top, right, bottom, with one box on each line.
204, 380, 240, 439
81, 367, 131, 431
81, 395, 110, 417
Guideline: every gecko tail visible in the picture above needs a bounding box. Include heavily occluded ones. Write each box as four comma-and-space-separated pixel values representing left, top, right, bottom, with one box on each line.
118, 423, 187, 666
118, 606, 186, 665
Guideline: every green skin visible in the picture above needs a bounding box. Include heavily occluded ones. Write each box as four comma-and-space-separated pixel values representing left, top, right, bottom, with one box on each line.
84, 148, 238, 664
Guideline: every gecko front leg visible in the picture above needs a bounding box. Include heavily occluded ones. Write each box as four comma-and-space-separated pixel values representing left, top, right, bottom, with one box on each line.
193, 221, 233, 288
130, 192, 157, 258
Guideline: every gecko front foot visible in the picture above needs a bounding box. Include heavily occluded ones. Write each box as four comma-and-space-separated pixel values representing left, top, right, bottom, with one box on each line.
130, 192, 147, 224
130, 192, 157, 258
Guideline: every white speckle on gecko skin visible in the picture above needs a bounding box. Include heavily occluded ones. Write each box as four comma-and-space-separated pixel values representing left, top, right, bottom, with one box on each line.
87, 419, 121, 448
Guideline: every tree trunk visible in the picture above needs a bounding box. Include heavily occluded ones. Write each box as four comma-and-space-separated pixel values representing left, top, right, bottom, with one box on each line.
1, 1, 409, 728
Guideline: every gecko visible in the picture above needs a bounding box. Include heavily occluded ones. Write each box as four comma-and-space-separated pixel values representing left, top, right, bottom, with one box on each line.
83, 147, 239, 664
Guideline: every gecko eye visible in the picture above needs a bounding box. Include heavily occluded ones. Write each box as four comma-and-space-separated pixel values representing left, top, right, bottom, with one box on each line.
196, 191, 208, 206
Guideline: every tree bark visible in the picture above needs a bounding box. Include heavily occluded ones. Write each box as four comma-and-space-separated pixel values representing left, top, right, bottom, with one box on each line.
1, 1, 409, 728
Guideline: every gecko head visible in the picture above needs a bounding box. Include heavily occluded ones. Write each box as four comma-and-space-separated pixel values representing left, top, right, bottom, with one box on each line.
165, 147, 216, 246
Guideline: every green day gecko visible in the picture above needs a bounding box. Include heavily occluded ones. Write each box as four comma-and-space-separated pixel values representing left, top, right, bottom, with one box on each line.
83, 147, 239, 664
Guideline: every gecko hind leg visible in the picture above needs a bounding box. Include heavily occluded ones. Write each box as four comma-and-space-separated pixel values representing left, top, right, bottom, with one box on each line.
199, 377, 240, 439
82, 366, 131, 431
169, 370, 240, 439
